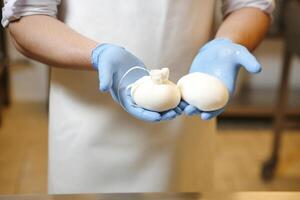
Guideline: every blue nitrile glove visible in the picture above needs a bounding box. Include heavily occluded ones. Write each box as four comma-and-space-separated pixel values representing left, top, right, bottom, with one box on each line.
179, 38, 261, 120
92, 44, 182, 122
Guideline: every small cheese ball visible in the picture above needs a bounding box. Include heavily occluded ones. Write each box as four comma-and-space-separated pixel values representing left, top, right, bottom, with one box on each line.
131, 68, 181, 112
177, 72, 229, 111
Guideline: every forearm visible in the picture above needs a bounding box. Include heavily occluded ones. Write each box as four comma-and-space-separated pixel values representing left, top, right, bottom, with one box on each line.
8, 15, 98, 70
216, 7, 271, 51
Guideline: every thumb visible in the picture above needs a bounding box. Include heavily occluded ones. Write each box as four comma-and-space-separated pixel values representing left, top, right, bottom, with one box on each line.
98, 61, 113, 92
237, 48, 261, 74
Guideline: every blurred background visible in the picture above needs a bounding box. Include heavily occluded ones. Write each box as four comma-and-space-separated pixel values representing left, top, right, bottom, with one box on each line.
0, 0, 300, 194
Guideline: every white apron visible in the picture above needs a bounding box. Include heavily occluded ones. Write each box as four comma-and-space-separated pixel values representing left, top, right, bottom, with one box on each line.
48, 0, 216, 194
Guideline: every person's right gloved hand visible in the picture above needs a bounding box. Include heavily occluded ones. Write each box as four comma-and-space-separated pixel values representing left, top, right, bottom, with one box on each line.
92, 44, 182, 122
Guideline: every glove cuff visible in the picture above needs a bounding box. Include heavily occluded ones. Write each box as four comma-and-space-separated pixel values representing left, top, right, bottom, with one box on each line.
212, 38, 233, 43
199, 38, 233, 52
91, 43, 124, 70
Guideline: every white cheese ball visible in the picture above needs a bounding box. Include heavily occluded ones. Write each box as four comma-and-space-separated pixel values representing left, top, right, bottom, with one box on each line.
130, 68, 181, 112
177, 72, 229, 111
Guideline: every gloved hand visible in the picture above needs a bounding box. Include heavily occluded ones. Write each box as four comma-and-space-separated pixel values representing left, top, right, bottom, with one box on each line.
92, 44, 182, 122
179, 38, 261, 120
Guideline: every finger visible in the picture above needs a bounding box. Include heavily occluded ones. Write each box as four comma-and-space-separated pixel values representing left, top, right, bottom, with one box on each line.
178, 100, 189, 110
237, 47, 261, 74
131, 107, 162, 122
200, 108, 225, 120
123, 92, 161, 122
174, 106, 183, 115
184, 105, 200, 116
98, 61, 114, 92
161, 110, 177, 121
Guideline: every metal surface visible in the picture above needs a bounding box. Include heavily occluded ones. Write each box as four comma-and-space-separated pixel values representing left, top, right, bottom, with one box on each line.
261, 0, 300, 182
262, 48, 292, 181
0, 193, 201, 200
283, 0, 300, 57
268, 0, 284, 37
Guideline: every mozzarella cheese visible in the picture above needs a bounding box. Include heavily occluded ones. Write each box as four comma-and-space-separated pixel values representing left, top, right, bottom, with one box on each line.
130, 68, 181, 112
177, 72, 229, 111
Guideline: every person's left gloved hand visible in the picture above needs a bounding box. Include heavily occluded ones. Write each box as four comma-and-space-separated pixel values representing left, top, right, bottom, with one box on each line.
179, 38, 261, 120
92, 44, 182, 122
